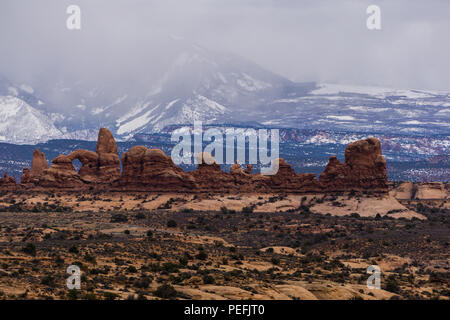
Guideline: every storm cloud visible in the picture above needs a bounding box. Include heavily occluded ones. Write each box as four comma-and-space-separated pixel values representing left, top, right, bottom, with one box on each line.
0, 0, 449, 91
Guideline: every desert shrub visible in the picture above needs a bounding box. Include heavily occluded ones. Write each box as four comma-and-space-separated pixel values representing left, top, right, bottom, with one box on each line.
196, 251, 208, 261
134, 276, 151, 289
242, 206, 254, 214
146, 230, 153, 238
154, 284, 177, 299
82, 293, 98, 300
385, 275, 400, 293
103, 292, 119, 300
271, 257, 280, 265
127, 265, 138, 273
67, 289, 79, 300
135, 212, 146, 219
298, 205, 311, 214
167, 220, 177, 228
149, 263, 162, 272
162, 262, 180, 273
40, 275, 55, 287
179, 256, 188, 266
22, 243, 36, 256
84, 253, 96, 264
158, 199, 174, 209
111, 213, 128, 223
202, 274, 215, 284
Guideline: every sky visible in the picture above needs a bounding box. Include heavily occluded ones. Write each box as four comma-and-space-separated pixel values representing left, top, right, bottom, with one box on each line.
0, 0, 449, 91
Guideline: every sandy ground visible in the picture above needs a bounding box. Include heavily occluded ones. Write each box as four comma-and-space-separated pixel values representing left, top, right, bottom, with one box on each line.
1, 192, 427, 220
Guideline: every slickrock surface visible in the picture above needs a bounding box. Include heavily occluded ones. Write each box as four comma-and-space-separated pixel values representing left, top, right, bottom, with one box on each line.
391, 182, 449, 201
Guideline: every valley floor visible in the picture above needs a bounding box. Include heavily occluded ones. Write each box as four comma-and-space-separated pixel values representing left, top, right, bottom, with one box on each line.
0, 190, 448, 300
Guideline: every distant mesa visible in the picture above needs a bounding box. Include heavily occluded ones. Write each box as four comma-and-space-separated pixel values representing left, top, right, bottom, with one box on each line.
7, 128, 389, 194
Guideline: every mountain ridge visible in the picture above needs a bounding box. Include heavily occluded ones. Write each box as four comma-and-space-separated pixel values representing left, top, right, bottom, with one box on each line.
0, 40, 448, 144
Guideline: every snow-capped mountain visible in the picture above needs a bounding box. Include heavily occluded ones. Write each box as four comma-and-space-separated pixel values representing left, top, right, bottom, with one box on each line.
0, 38, 448, 144
0, 96, 61, 143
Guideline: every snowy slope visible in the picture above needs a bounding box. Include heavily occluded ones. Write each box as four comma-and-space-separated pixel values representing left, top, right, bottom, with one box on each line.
0, 96, 62, 143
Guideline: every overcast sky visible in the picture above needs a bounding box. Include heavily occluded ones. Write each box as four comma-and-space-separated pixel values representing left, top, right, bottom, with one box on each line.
1, 0, 449, 91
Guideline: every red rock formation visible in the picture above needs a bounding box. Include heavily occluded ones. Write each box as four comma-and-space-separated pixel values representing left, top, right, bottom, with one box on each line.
120, 146, 195, 190
15, 129, 387, 194
266, 158, 322, 193
190, 155, 322, 194
67, 128, 121, 183
96, 127, 119, 155
21, 168, 31, 184
35, 128, 120, 187
67, 150, 99, 183
319, 137, 388, 192
21, 149, 48, 184
38, 155, 83, 188
0, 173, 16, 186
190, 153, 238, 192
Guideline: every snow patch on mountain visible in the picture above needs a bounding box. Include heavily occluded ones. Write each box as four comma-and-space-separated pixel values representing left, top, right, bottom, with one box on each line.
326, 115, 356, 121
0, 96, 62, 143
311, 83, 436, 99
20, 84, 34, 94
237, 73, 272, 92
117, 104, 160, 135
165, 99, 179, 110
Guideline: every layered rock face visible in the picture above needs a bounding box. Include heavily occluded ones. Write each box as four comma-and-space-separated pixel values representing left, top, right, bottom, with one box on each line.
21, 149, 48, 184
319, 138, 388, 192
11, 130, 389, 194
120, 146, 195, 191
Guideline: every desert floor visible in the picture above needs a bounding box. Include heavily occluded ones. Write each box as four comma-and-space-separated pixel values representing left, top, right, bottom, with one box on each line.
0, 190, 448, 300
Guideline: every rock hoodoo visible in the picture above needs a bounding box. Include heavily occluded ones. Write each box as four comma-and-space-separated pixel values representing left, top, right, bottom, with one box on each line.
319, 138, 388, 192
21, 149, 48, 184
0, 173, 16, 186
8, 129, 389, 194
